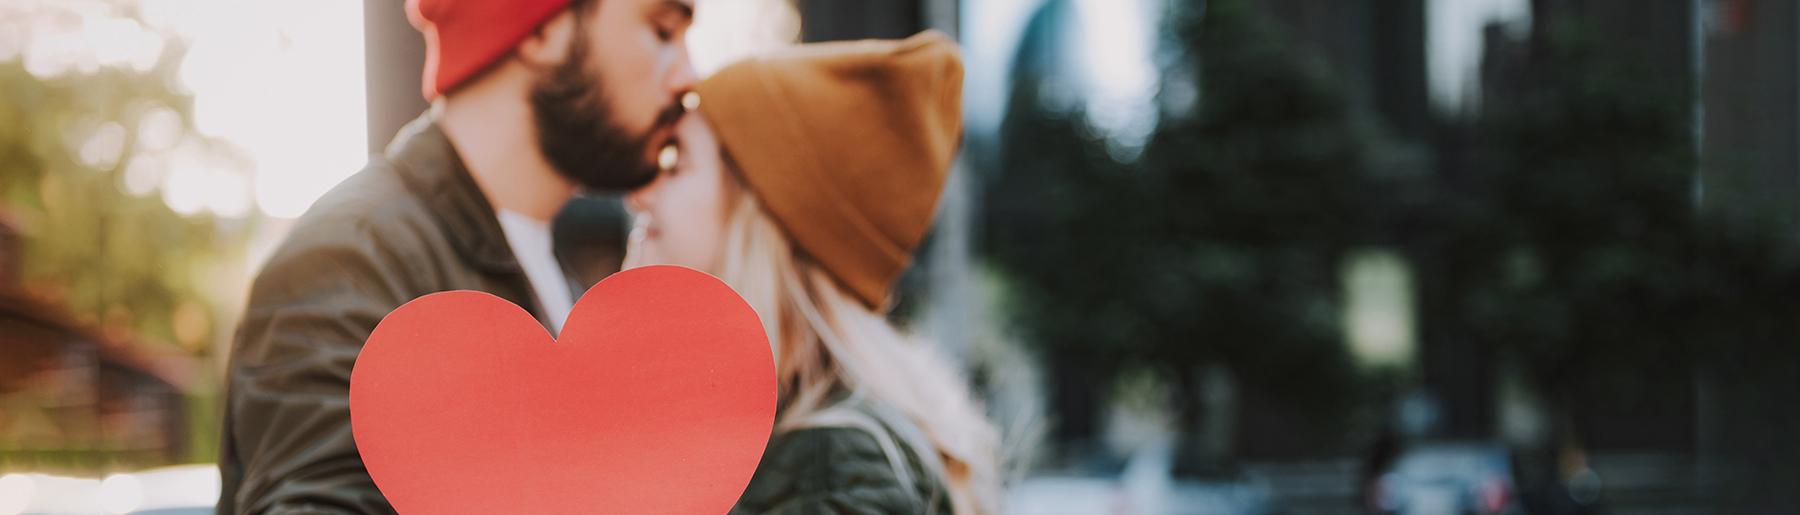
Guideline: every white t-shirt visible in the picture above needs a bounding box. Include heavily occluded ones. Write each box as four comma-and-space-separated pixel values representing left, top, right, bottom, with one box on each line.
495, 209, 575, 335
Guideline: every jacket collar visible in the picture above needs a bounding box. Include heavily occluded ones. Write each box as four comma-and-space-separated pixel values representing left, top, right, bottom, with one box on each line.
384, 112, 523, 276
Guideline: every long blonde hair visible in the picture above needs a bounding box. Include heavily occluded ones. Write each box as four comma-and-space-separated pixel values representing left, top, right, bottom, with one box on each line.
714, 188, 1001, 514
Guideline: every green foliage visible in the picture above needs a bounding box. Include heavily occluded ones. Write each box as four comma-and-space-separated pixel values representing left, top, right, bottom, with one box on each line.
1443, 23, 1702, 405
1458, 26, 1800, 501
987, 0, 1800, 471
986, 0, 1384, 454
0, 36, 245, 354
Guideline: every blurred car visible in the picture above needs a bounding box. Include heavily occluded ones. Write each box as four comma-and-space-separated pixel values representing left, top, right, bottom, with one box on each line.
1369, 442, 1520, 515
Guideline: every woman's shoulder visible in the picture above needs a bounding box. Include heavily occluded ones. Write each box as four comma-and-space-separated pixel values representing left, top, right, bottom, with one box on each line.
733, 424, 949, 514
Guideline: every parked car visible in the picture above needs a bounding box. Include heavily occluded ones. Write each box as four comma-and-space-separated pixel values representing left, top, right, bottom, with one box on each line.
1368, 442, 1521, 515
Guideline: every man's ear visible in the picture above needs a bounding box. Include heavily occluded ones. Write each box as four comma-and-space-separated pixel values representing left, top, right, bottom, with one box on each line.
517, 10, 578, 69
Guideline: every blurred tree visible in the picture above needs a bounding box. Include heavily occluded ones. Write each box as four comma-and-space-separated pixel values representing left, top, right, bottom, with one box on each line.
1685, 219, 1800, 513
0, 4, 249, 467
984, 0, 1126, 454
1450, 15, 1800, 511
1446, 19, 1700, 450
986, 0, 1392, 465
0, 16, 242, 355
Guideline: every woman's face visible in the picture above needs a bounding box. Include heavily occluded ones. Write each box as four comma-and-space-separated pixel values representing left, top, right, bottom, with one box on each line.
623, 111, 739, 273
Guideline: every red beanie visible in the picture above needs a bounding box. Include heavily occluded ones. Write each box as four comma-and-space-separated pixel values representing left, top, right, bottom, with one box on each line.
407, 0, 572, 100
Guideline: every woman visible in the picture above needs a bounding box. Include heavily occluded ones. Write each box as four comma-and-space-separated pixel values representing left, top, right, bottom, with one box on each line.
623, 31, 1000, 514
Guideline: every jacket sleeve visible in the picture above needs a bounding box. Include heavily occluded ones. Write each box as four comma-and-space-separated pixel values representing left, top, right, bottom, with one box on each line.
731, 427, 941, 515
220, 222, 416, 515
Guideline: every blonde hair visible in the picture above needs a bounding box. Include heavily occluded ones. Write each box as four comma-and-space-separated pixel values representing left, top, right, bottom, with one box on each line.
715, 189, 1001, 514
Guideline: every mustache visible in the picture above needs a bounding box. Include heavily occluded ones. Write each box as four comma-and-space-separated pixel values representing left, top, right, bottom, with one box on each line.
616, 98, 688, 183
535, 91, 689, 192
651, 98, 686, 133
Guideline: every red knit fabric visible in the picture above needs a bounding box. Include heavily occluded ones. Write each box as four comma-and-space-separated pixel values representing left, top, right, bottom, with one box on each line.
407, 0, 571, 100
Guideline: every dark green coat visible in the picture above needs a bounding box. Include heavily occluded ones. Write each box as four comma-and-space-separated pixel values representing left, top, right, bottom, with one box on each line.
218, 114, 545, 515
732, 418, 950, 515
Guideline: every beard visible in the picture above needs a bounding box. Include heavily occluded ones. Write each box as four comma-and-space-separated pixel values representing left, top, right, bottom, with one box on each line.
528, 36, 682, 192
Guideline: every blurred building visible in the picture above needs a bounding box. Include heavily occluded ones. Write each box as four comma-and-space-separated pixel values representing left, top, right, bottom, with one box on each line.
1702, 0, 1800, 229
0, 214, 191, 471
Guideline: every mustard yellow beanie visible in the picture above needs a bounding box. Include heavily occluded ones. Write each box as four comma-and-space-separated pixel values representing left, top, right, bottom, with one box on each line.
696, 31, 964, 310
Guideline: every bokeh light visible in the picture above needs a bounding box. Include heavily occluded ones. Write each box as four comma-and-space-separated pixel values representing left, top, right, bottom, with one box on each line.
689, 0, 801, 74
157, 0, 368, 219
1427, 0, 1531, 110
0, 474, 32, 515
96, 474, 144, 515
1075, 0, 1159, 159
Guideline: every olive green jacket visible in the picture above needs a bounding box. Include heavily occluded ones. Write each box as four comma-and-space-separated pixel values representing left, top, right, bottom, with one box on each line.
732, 419, 950, 515
218, 114, 545, 515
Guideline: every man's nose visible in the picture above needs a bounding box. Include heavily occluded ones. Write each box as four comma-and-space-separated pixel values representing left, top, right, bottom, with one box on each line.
665, 45, 698, 96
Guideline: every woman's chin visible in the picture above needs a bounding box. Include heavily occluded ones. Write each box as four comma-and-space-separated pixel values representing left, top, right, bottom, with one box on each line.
624, 239, 722, 273
624, 250, 696, 272
621, 247, 661, 270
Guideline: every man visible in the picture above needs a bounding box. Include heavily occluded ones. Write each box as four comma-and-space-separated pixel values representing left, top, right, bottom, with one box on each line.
217, 0, 696, 512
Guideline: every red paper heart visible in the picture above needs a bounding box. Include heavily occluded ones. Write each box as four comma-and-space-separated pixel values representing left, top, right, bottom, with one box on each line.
350, 265, 776, 514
